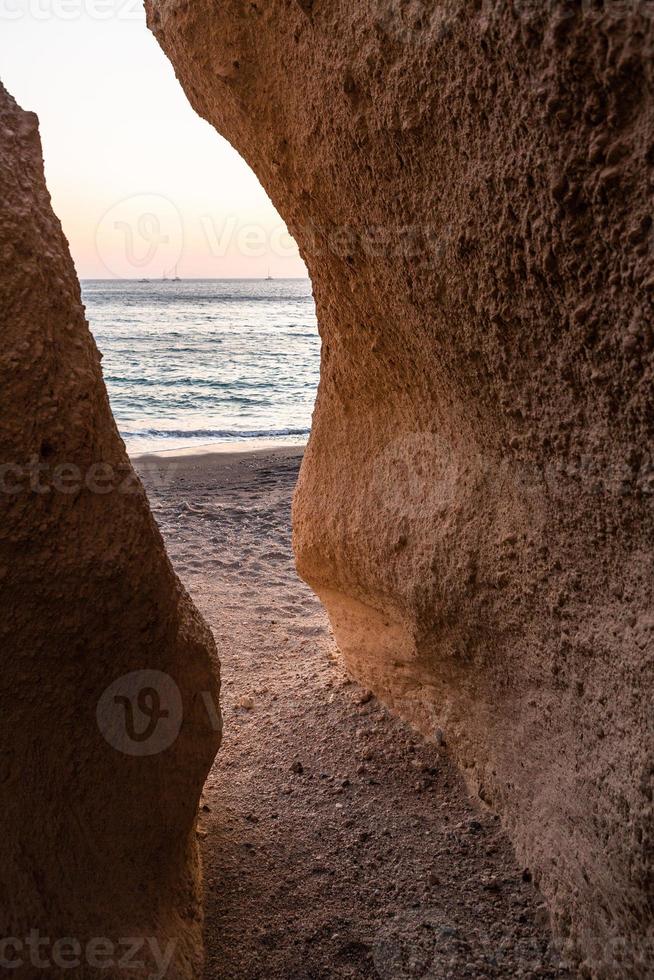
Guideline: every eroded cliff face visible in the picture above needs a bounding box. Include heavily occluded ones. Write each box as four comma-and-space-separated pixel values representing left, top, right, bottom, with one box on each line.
148, 1, 653, 974
0, 84, 221, 978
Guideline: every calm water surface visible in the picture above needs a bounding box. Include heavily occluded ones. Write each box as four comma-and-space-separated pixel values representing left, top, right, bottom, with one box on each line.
82, 278, 320, 454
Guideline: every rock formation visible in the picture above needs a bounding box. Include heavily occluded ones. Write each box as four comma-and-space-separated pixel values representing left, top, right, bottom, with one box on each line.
0, 83, 221, 978
148, 1, 653, 975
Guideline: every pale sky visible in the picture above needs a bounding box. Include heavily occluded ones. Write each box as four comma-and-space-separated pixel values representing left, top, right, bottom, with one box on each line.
0, 3, 307, 279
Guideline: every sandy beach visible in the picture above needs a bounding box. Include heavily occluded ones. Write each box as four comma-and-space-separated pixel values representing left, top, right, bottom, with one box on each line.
3, 6, 649, 970
133, 445, 568, 980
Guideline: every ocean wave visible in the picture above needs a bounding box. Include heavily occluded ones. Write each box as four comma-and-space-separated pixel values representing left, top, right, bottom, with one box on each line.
121, 426, 311, 440
84, 280, 318, 449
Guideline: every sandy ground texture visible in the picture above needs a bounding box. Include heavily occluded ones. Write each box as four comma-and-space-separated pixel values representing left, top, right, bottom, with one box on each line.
135, 446, 571, 980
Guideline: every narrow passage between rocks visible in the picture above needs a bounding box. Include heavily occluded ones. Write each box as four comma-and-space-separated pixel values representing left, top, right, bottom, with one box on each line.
137, 448, 569, 980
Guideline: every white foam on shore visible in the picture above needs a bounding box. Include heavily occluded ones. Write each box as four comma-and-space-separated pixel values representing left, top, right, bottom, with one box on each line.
131, 437, 307, 461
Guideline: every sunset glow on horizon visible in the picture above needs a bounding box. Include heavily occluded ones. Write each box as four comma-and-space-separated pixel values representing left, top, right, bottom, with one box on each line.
0, 5, 308, 279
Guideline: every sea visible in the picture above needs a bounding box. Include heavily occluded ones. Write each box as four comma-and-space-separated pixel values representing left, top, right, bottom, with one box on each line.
81, 278, 320, 456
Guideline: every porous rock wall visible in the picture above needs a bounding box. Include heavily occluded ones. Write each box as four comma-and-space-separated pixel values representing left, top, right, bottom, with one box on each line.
0, 83, 221, 978
148, 2, 653, 975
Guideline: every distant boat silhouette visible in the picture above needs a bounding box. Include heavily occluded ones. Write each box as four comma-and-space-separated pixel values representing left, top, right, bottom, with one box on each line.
172, 263, 181, 282
266, 267, 273, 281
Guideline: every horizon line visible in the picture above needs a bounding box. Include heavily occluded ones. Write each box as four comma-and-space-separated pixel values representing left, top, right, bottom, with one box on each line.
79, 276, 311, 282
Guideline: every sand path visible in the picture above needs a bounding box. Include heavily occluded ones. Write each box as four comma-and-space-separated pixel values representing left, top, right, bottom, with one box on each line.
137, 448, 569, 980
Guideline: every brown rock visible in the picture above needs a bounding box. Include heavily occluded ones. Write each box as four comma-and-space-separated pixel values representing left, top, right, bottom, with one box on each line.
147, 3, 654, 974
0, 83, 221, 977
